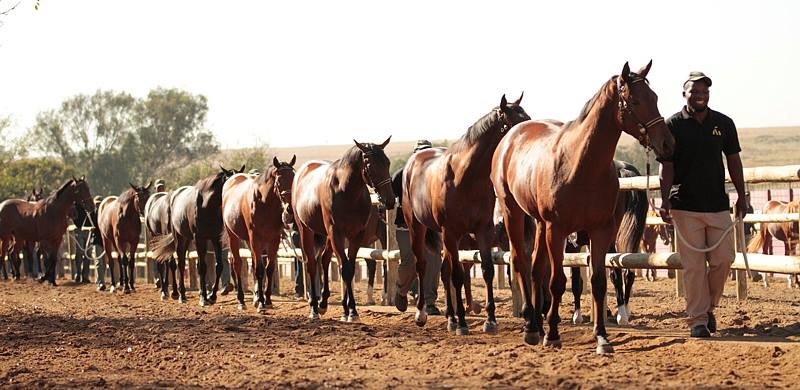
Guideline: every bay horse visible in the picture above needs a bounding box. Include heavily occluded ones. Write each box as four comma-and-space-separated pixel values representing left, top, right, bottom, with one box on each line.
641, 208, 671, 281
0, 177, 95, 285
97, 182, 153, 293
144, 190, 179, 301
491, 61, 674, 354
151, 166, 244, 306
292, 138, 394, 321
403, 94, 529, 335
747, 200, 800, 286
222, 156, 296, 311
1, 188, 46, 280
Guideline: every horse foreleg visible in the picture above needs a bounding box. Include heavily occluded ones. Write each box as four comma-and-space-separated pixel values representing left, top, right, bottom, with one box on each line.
531, 221, 548, 341
609, 268, 624, 322
128, 247, 137, 292
442, 230, 468, 335
365, 258, 377, 305
319, 244, 332, 315
206, 239, 225, 304
589, 224, 615, 354
570, 267, 583, 324
176, 241, 188, 303
157, 260, 168, 301
542, 223, 567, 347
476, 226, 497, 333
328, 231, 353, 322
168, 257, 179, 300
407, 219, 429, 326
298, 225, 320, 319
345, 238, 363, 322
462, 262, 475, 314
120, 253, 131, 294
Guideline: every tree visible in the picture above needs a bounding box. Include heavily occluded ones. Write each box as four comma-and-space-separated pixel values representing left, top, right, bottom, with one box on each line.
0, 158, 75, 200
128, 88, 218, 184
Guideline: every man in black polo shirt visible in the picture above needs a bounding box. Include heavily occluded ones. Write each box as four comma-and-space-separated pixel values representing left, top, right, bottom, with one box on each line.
658, 71, 747, 338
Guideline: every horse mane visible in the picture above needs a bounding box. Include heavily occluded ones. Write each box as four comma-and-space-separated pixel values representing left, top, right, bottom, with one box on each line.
255, 166, 277, 187
448, 109, 501, 154
332, 145, 366, 171
196, 171, 225, 191
563, 77, 618, 131
45, 179, 74, 204
117, 187, 137, 205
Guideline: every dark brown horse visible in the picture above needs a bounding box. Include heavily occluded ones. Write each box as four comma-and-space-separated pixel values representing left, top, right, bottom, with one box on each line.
491, 62, 674, 354
98, 182, 152, 293
0, 177, 95, 285
144, 190, 178, 300
151, 166, 244, 306
402, 95, 529, 334
222, 156, 296, 311
292, 138, 394, 321
1, 188, 46, 279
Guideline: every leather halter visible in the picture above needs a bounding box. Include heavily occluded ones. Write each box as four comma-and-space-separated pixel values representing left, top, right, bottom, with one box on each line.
361, 149, 391, 195
272, 165, 294, 204
617, 76, 665, 149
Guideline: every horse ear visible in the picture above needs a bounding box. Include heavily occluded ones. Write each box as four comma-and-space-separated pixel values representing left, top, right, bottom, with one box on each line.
145, 181, 153, 190
72, 175, 78, 183
620, 62, 631, 83
273, 157, 281, 169
379, 136, 391, 149
354, 139, 368, 152
80, 175, 85, 181
513, 91, 523, 105
637, 60, 653, 78
500, 94, 508, 109
290, 154, 296, 167
130, 182, 137, 190
238, 164, 245, 173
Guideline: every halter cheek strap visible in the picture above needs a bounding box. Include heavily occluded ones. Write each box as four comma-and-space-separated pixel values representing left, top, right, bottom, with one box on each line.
272, 166, 294, 204
617, 76, 665, 148
361, 150, 391, 192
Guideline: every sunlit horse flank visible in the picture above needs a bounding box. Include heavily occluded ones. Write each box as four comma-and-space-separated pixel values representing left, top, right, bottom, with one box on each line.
1, 188, 46, 279
0, 177, 95, 285
144, 191, 179, 301
292, 137, 395, 321
491, 61, 675, 354
402, 94, 529, 335
222, 156, 296, 311
747, 200, 800, 286
150, 166, 244, 306
98, 182, 152, 293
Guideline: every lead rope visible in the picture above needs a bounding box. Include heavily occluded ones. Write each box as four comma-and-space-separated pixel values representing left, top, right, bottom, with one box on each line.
644, 150, 754, 279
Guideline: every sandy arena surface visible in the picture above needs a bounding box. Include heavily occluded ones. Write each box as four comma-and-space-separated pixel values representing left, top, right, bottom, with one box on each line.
1, 273, 799, 389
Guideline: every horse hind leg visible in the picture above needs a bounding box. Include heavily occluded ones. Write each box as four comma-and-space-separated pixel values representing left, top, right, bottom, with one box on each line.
570, 267, 583, 324
442, 230, 468, 335
227, 236, 246, 310
476, 226, 498, 334
195, 239, 210, 307
609, 268, 627, 325
205, 238, 225, 304
318, 243, 332, 315
365, 258, 377, 305
128, 247, 137, 292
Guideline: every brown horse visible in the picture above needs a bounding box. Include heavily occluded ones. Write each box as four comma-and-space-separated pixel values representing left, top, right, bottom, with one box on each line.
641, 208, 671, 281
402, 95, 529, 334
1, 188, 46, 279
144, 190, 178, 301
0, 177, 95, 285
491, 61, 674, 354
747, 200, 800, 286
151, 166, 244, 306
98, 182, 152, 293
222, 156, 296, 311
292, 138, 394, 321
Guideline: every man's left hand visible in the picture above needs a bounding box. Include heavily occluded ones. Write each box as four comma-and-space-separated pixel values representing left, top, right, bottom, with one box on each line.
735, 197, 748, 220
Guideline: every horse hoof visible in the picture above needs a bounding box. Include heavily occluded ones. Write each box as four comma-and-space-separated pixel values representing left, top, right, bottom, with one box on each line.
317, 306, 328, 316
447, 319, 458, 333
171, 292, 180, 300
456, 326, 469, 336
238, 303, 246, 311
483, 320, 498, 335
596, 336, 614, 355
123, 288, 131, 294
414, 309, 428, 327
616, 305, 630, 326
340, 315, 349, 322
308, 310, 319, 320
160, 293, 167, 301
524, 331, 540, 346
199, 299, 208, 307
257, 305, 268, 313
395, 294, 408, 312
365, 297, 376, 306
572, 309, 583, 325
129, 287, 136, 293
109, 286, 117, 294
470, 302, 482, 315
348, 314, 360, 323
543, 336, 562, 348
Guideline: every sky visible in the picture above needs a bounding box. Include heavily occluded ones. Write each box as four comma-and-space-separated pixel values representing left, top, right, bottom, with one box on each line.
0, 0, 798, 149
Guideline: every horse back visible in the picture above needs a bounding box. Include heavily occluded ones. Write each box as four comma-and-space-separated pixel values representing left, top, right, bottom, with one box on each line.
292, 161, 329, 234
170, 186, 198, 240
0, 199, 37, 239
403, 148, 446, 231
145, 192, 170, 236
222, 175, 254, 241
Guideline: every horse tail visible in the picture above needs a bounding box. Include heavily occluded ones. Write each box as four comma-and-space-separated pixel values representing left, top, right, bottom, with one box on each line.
616, 161, 648, 253
747, 223, 766, 253
149, 234, 176, 262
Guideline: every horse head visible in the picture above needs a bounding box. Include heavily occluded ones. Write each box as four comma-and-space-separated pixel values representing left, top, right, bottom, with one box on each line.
354, 137, 395, 210
271, 155, 296, 205
495, 93, 530, 133
616, 61, 675, 160
129, 181, 153, 216
71, 175, 96, 213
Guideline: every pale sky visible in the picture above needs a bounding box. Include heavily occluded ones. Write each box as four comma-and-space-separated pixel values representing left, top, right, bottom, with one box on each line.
0, 0, 798, 149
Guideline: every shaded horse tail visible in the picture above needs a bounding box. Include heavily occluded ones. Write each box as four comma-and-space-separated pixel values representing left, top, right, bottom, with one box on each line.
747, 223, 766, 253
150, 234, 176, 262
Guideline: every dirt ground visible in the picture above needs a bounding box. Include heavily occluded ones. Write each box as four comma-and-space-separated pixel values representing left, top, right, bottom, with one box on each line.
1, 273, 799, 389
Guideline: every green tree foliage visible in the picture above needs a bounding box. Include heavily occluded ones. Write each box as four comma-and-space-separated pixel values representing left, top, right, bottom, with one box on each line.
0, 158, 76, 201
167, 146, 265, 189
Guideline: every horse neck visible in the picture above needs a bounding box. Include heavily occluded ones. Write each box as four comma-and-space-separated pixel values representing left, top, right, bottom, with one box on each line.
559, 87, 622, 182
451, 131, 504, 183
256, 175, 280, 206
336, 156, 368, 199
42, 189, 76, 221
119, 196, 140, 218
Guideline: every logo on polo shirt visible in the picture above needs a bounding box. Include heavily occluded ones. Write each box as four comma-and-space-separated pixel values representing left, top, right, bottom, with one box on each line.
711, 126, 721, 136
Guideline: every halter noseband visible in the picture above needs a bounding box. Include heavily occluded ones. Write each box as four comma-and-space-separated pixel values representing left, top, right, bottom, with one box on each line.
617, 76, 665, 149
361, 149, 392, 193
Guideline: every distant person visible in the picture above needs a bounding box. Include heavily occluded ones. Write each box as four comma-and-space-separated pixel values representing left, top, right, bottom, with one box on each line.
154, 179, 166, 193
393, 139, 442, 315
659, 71, 746, 338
